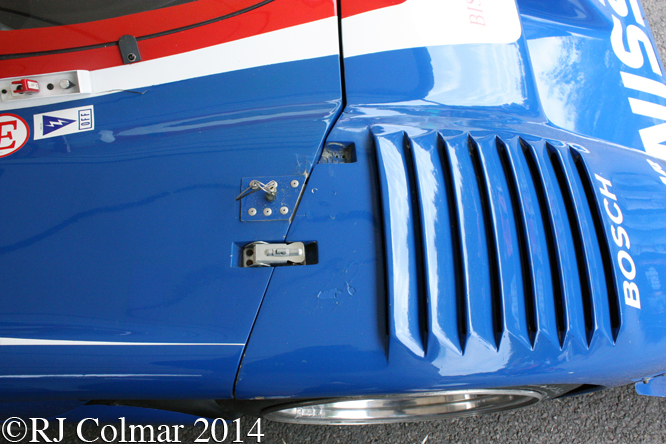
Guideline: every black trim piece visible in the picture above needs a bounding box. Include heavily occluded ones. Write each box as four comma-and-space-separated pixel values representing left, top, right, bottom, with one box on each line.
0, 41, 117, 61
0, 0, 275, 61
557, 384, 606, 398
468, 136, 504, 349
335, 0, 347, 109
370, 134, 391, 353
0, 0, 195, 31
88, 399, 241, 420
497, 138, 537, 347
548, 145, 594, 346
118, 35, 142, 64
570, 148, 621, 341
438, 134, 468, 353
403, 134, 429, 354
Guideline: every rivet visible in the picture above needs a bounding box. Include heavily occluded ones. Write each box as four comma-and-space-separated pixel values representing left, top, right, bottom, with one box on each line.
263, 208, 272, 216
290, 180, 299, 188
280, 206, 289, 215
248, 208, 257, 216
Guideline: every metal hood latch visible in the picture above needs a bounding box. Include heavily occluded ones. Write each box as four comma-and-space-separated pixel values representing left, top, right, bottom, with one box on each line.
242, 241, 307, 267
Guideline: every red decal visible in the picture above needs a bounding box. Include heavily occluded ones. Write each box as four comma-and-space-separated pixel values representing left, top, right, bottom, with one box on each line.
0, 0, 335, 78
1, 0, 266, 56
341, 0, 407, 18
466, 0, 486, 26
0, 114, 30, 158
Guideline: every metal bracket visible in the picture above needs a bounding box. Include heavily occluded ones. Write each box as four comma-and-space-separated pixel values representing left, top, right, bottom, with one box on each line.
238, 175, 303, 222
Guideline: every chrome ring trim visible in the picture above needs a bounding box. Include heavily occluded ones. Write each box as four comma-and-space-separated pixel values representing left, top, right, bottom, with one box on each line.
263, 389, 544, 425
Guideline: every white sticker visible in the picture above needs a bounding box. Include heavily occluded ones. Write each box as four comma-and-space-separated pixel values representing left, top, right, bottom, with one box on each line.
342, 0, 522, 58
33, 105, 94, 140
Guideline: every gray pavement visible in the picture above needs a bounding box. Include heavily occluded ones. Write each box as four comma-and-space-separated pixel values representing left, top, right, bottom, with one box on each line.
645, 0, 666, 61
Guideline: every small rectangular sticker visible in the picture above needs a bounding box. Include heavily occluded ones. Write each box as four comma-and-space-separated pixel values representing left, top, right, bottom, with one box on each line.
33, 105, 94, 140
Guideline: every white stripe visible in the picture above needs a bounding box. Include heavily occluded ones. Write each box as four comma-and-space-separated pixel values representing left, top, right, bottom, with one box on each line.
92, 17, 339, 93
342, 0, 522, 58
0, 373, 202, 379
0, 337, 243, 346
638, 122, 666, 160
0, 374, 199, 378
622, 71, 666, 99
629, 97, 666, 121
1, 17, 339, 111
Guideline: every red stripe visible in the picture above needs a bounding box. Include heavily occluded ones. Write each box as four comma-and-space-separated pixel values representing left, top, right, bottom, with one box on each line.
340, 0, 406, 18
1, 0, 265, 55
0, 0, 335, 78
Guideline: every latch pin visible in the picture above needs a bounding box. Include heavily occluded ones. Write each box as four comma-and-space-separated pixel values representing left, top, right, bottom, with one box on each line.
235, 179, 277, 202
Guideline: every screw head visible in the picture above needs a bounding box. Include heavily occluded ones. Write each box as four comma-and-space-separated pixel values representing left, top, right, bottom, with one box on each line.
280, 206, 289, 215
290, 180, 299, 188
248, 208, 257, 216
263, 208, 272, 216
127, 53, 137, 62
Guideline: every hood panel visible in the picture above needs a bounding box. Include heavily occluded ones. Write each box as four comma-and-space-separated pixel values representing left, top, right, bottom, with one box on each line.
236, 0, 666, 398
236, 118, 666, 399
237, 0, 666, 400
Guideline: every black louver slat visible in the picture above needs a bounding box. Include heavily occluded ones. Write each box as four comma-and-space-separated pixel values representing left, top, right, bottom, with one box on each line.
571, 148, 622, 340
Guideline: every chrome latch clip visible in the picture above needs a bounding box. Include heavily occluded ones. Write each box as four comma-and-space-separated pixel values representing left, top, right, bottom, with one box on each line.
242, 241, 306, 267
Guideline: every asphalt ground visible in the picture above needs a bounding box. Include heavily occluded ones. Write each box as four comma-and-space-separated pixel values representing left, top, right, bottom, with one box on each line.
5, 1, 666, 443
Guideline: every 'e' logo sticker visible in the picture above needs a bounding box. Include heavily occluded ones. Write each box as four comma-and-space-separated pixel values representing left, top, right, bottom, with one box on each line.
0, 113, 30, 158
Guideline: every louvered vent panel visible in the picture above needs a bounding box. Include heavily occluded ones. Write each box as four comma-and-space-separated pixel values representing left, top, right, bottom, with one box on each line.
372, 129, 618, 358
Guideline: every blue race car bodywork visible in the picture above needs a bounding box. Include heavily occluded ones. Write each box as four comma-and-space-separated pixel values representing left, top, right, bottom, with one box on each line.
1, 0, 666, 423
